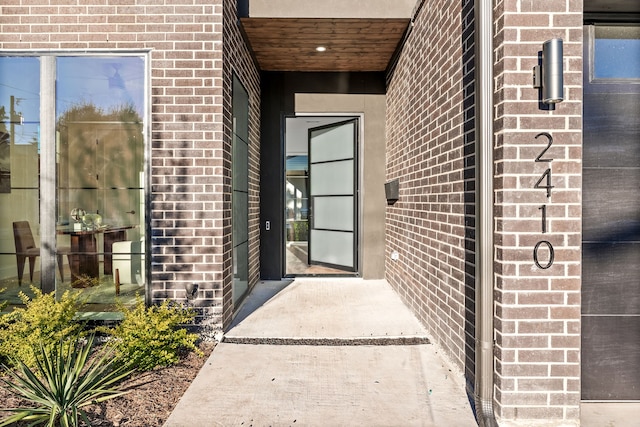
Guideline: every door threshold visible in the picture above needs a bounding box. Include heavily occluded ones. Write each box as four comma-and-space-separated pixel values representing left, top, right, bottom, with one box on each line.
581, 401, 640, 427
284, 273, 359, 278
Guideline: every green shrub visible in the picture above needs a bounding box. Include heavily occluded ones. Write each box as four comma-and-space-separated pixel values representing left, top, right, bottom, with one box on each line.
0, 288, 6, 312
0, 333, 134, 427
0, 287, 83, 368
292, 220, 309, 241
99, 296, 202, 371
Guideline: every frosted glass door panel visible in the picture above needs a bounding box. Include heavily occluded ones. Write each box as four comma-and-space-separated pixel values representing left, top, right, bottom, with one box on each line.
313, 196, 353, 231
310, 160, 353, 195
308, 118, 357, 272
310, 230, 354, 268
310, 122, 355, 162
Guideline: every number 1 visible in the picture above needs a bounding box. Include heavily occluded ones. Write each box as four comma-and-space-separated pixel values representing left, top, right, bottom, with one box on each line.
539, 205, 547, 234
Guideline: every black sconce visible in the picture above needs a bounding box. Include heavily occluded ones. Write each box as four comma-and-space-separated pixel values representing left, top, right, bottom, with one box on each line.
533, 38, 564, 107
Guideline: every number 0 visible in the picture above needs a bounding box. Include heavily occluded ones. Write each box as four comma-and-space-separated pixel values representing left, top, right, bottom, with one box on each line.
533, 241, 554, 269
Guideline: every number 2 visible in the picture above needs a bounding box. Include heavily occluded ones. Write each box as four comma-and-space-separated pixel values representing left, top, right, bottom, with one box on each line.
535, 132, 553, 162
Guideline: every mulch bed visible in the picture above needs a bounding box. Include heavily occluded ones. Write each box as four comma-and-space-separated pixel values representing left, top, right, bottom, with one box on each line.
0, 342, 215, 427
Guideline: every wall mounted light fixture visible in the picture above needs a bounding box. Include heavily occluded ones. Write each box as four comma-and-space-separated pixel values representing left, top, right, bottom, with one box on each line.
533, 38, 564, 105
185, 282, 199, 302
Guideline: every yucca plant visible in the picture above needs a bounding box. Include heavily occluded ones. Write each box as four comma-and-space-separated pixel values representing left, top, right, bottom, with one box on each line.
0, 333, 135, 427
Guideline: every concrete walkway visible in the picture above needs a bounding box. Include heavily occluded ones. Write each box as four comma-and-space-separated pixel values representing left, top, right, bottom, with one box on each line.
164, 278, 477, 427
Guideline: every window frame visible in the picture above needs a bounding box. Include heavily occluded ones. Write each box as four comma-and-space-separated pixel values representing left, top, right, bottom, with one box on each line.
585, 24, 640, 94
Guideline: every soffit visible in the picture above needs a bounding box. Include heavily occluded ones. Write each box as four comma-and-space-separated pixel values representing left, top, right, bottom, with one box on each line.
247, 0, 415, 19
240, 18, 410, 72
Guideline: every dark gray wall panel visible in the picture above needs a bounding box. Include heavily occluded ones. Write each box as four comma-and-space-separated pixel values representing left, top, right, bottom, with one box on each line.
583, 94, 640, 169
582, 23, 640, 400
581, 315, 640, 400
582, 167, 640, 242
582, 243, 640, 315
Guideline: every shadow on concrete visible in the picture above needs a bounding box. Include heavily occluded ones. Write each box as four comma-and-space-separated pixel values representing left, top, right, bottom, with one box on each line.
227, 279, 294, 331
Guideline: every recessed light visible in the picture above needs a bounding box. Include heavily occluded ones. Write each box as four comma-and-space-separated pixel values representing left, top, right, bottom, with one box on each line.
315, 46, 327, 52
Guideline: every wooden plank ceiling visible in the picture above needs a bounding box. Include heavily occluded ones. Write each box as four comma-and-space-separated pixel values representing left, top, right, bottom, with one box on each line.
240, 18, 410, 72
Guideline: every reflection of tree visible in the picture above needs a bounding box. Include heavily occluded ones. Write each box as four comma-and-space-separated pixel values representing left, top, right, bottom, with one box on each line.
0, 106, 10, 193
57, 103, 141, 127
57, 102, 143, 226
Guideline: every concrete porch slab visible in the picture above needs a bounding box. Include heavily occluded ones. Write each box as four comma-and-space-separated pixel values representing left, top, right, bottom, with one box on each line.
226, 278, 429, 340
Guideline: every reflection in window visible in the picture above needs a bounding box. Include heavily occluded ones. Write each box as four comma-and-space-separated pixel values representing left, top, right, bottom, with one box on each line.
232, 76, 249, 305
0, 55, 146, 312
56, 57, 144, 118
594, 25, 640, 79
0, 56, 42, 308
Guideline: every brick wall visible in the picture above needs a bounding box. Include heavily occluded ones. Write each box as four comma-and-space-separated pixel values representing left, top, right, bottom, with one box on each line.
388, 0, 583, 424
493, 0, 582, 425
386, 0, 471, 372
0, 0, 259, 331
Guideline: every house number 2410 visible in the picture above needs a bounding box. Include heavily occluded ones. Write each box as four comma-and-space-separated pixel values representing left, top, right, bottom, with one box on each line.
533, 132, 554, 269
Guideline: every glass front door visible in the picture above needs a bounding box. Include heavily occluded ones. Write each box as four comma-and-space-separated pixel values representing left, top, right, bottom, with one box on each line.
284, 117, 358, 275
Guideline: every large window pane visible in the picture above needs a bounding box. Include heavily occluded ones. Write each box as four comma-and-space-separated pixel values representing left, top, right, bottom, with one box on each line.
594, 25, 640, 79
0, 55, 146, 312
0, 57, 42, 304
56, 56, 145, 309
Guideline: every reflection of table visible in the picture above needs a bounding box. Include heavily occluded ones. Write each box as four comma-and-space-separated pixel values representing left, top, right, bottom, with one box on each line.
57, 226, 136, 284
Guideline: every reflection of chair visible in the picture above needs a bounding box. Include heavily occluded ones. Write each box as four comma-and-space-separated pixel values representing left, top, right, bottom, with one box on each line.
13, 221, 70, 286
112, 239, 145, 285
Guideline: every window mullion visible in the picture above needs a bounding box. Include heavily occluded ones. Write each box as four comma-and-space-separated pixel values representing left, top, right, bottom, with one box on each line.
40, 56, 56, 292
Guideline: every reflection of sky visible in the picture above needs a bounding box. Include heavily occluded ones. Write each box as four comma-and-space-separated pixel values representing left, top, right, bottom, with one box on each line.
595, 39, 640, 79
0, 56, 144, 145
0, 56, 40, 145
57, 56, 144, 118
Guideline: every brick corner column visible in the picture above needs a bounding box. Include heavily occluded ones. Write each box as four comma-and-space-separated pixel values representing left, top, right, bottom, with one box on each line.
492, 1, 583, 425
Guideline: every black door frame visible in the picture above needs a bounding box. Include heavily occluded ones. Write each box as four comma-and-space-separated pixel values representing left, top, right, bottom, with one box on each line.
307, 118, 359, 272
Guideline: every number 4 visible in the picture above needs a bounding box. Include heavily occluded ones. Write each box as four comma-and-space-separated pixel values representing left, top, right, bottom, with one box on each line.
535, 168, 554, 198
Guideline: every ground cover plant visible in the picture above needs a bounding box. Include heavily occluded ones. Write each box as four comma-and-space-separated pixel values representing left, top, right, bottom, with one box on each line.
0, 288, 83, 369
97, 296, 202, 371
0, 289, 209, 426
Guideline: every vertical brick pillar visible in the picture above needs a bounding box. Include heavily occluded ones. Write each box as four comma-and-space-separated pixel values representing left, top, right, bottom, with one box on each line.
147, 1, 226, 329
0, 0, 232, 330
222, 0, 261, 327
493, 1, 583, 424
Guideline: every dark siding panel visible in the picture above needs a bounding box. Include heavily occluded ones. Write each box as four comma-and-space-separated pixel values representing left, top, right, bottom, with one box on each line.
582, 315, 640, 400
583, 93, 640, 169
582, 243, 640, 314
582, 167, 640, 242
